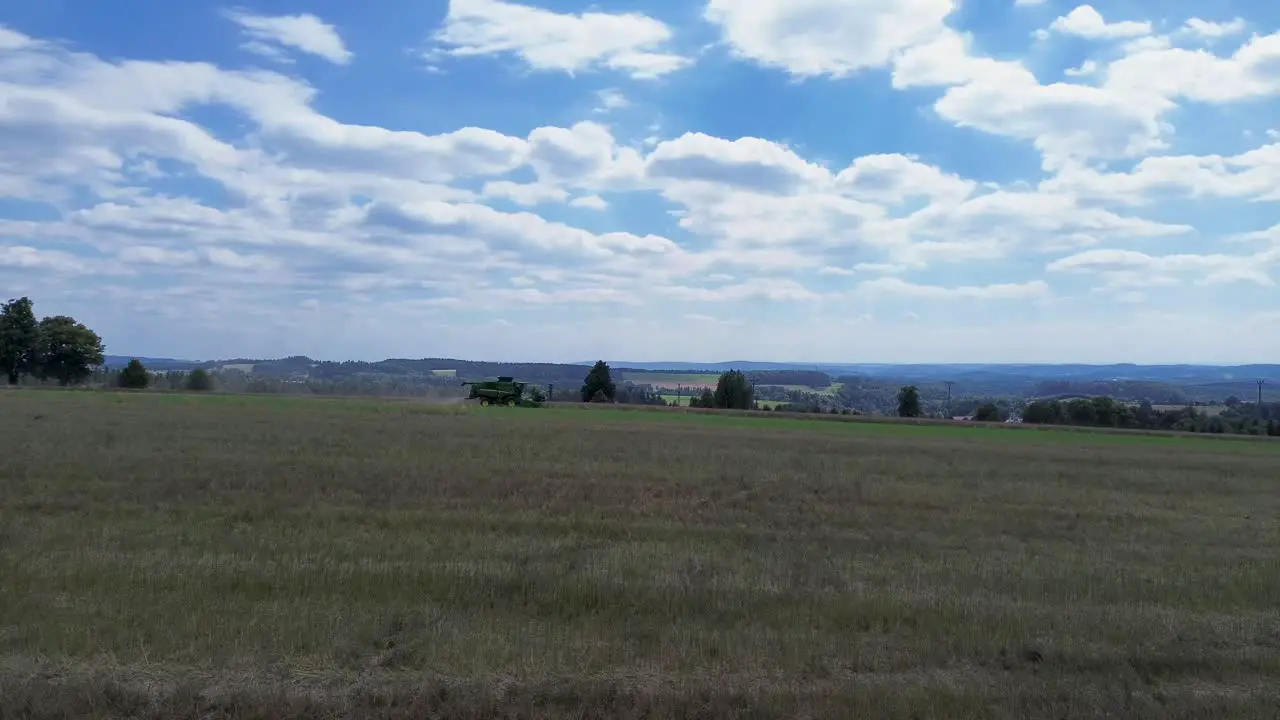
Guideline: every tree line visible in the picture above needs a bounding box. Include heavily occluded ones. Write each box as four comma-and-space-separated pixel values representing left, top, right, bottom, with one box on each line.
0, 296, 219, 392
1021, 396, 1280, 436
0, 297, 105, 387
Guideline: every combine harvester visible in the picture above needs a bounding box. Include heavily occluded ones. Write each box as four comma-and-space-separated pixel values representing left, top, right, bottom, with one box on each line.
460, 376, 537, 407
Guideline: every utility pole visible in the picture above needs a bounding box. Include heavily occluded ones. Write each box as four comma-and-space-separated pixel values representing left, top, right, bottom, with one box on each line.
944, 380, 954, 418
1259, 379, 1266, 415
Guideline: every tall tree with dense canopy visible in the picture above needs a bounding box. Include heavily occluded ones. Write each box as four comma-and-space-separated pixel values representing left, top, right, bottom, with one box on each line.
0, 296, 41, 385
35, 315, 105, 386
580, 360, 616, 402
119, 358, 150, 389
897, 385, 921, 418
713, 369, 754, 410
974, 403, 1003, 422
185, 368, 214, 391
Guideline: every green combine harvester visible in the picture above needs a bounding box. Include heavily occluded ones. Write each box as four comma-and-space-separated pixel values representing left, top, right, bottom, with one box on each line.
461, 376, 529, 406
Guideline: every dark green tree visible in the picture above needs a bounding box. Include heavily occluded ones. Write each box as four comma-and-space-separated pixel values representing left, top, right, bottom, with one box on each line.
1135, 399, 1155, 428
1066, 398, 1098, 425
897, 385, 921, 418
0, 296, 41, 385
698, 387, 714, 408
712, 369, 754, 409
974, 402, 1003, 422
1022, 400, 1061, 424
580, 360, 616, 402
119, 358, 150, 389
35, 315, 105, 386
185, 368, 214, 391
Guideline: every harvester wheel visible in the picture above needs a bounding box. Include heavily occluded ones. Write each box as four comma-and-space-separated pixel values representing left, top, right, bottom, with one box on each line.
479, 398, 490, 407
506, 398, 517, 407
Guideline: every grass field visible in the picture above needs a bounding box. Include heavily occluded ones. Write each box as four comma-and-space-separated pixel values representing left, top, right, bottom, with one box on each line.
621, 372, 719, 388
756, 383, 843, 394
3, 390, 1279, 718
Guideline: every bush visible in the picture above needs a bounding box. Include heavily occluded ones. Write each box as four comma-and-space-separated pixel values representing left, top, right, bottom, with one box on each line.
119, 359, 150, 389
185, 368, 213, 392
974, 403, 1003, 422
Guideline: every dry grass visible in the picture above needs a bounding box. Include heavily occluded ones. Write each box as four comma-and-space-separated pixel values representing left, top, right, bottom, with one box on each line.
2, 389, 1278, 718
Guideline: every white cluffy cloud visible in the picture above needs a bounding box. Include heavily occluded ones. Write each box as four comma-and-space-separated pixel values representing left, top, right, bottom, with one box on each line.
431, 0, 690, 78
223, 9, 353, 64
704, 0, 956, 77
1044, 5, 1152, 40
1180, 18, 1247, 40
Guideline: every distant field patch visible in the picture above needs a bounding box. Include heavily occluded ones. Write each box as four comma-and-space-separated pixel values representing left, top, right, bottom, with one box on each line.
431, 369, 457, 377
217, 363, 255, 372
622, 372, 719, 388
1155, 403, 1227, 416
756, 383, 842, 395
661, 396, 788, 410
759, 383, 839, 394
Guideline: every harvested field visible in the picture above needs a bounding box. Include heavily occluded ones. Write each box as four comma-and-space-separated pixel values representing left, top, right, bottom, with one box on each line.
2, 390, 1278, 718
620, 372, 719, 389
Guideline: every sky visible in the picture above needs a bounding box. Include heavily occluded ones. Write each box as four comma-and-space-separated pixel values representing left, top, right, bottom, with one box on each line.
1, 0, 1278, 364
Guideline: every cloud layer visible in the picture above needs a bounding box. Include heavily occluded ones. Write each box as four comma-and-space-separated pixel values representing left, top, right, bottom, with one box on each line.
1, 1, 1277, 362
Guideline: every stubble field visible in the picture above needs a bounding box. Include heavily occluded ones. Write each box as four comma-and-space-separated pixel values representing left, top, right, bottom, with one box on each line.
2, 390, 1278, 718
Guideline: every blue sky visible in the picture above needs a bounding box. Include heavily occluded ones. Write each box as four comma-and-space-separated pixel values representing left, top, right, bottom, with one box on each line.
1, 0, 1278, 363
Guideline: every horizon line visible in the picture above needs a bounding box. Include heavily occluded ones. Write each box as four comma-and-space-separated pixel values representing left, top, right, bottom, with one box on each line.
106, 354, 1280, 368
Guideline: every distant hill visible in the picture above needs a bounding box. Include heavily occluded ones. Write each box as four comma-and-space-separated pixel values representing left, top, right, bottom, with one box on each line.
600, 361, 1280, 383
103, 355, 203, 371
105, 353, 1280, 402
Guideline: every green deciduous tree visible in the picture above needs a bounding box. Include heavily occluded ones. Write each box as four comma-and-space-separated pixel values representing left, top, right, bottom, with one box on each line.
897, 385, 921, 418
186, 368, 214, 392
580, 360, 616, 402
119, 358, 150, 389
712, 369, 754, 410
974, 403, 1003, 422
35, 315, 105, 386
0, 296, 41, 385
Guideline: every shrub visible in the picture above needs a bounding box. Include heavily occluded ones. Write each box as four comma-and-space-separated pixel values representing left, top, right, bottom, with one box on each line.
119, 359, 150, 389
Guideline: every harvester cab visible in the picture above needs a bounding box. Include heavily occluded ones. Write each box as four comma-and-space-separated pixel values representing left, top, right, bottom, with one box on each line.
460, 375, 528, 407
